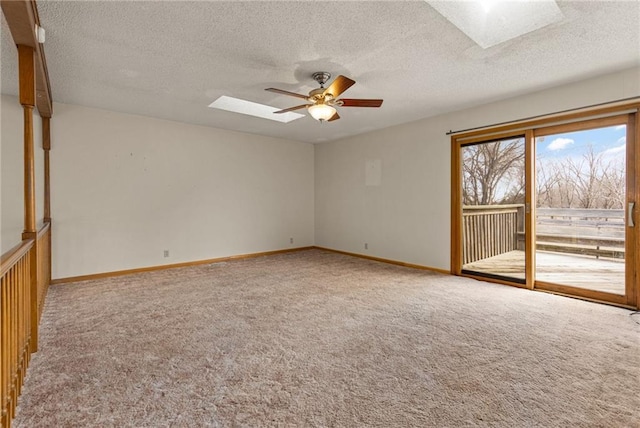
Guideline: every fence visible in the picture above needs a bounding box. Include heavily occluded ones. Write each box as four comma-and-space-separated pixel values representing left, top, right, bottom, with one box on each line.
536, 208, 625, 259
462, 205, 625, 264
462, 205, 524, 264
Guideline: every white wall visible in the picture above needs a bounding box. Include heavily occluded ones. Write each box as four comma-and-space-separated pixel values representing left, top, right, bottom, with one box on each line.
50, 103, 314, 279
1, 93, 50, 253
0, 94, 46, 253
0, 95, 23, 253
315, 67, 640, 271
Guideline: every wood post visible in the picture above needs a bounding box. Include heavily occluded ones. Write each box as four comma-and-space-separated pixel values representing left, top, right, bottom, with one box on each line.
19, 45, 36, 235
18, 44, 39, 353
524, 129, 535, 290
43, 117, 52, 285
43, 117, 51, 223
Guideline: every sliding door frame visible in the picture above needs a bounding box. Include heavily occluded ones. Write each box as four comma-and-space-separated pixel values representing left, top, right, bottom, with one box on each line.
451, 129, 531, 288
451, 102, 640, 309
531, 114, 636, 307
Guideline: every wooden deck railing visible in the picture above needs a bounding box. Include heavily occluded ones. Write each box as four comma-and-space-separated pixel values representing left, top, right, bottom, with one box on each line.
462, 205, 524, 264
463, 206, 625, 265
536, 208, 625, 259
1, 222, 51, 428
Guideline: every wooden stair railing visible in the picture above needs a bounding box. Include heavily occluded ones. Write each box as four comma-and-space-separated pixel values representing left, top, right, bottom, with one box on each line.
1, 222, 51, 428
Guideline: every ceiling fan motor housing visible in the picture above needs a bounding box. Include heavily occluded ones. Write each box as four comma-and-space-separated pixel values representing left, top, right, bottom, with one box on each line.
312, 72, 331, 88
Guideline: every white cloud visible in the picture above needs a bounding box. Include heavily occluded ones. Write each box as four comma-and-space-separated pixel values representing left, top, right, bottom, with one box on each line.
547, 137, 574, 151
617, 136, 626, 144
602, 144, 626, 156
614, 125, 626, 131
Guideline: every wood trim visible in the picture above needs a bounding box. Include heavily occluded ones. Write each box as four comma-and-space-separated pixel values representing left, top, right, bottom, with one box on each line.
36, 37, 53, 118
0, 240, 34, 277
35, 225, 51, 324
0, 0, 37, 44
534, 280, 628, 306
43, 116, 51, 222
51, 247, 315, 285
316, 247, 451, 275
18, 231, 39, 352
460, 272, 528, 289
535, 289, 637, 311
632, 112, 640, 308
456, 129, 527, 147
450, 137, 462, 274
18, 44, 35, 107
22, 104, 36, 233
36, 222, 50, 239
533, 114, 628, 138
52, 247, 451, 285
524, 129, 535, 289
623, 113, 635, 306
636, 112, 640, 309
19, 45, 37, 236
42, 115, 50, 149
454, 102, 640, 141
451, 130, 526, 276
43, 147, 51, 222
1, 0, 53, 117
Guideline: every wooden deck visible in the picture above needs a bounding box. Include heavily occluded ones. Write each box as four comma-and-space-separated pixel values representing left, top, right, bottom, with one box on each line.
463, 250, 625, 295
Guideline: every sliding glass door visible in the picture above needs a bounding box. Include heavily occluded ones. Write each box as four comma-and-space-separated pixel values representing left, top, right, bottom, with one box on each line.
460, 136, 526, 283
452, 110, 638, 308
533, 116, 635, 304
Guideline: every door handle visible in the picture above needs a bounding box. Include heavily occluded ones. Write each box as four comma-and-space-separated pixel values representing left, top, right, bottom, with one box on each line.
630, 202, 636, 227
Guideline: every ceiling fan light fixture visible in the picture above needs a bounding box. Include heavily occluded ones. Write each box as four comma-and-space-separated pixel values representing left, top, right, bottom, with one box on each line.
267, 73, 382, 123
308, 104, 336, 122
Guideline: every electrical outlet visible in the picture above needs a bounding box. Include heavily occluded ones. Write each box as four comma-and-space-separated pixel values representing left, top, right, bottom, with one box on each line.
163, 250, 169, 258
364, 243, 368, 250
290, 237, 294, 244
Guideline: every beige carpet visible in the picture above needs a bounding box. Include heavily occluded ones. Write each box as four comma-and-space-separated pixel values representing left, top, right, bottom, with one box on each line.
13, 249, 640, 427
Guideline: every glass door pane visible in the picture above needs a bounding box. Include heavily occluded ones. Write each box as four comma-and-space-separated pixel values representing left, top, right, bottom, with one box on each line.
535, 124, 626, 295
461, 136, 526, 282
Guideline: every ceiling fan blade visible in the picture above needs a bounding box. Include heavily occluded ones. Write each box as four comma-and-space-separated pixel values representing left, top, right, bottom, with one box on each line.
274, 104, 309, 114
339, 99, 383, 107
265, 88, 309, 100
328, 111, 340, 122
323, 75, 355, 99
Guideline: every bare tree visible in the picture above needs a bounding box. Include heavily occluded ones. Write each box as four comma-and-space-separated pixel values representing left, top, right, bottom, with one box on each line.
462, 138, 525, 205
599, 163, 625, 209
535, 144, 625, 209
464, 140, 624, 210
536, 161, 560, 207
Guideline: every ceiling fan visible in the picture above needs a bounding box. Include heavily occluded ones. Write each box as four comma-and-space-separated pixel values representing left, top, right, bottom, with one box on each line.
265, 72, 383, 122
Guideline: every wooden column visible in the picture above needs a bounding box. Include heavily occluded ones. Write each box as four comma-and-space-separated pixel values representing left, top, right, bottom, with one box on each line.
18, 44, 39, 352
43, 117, 51, 223
524, 129, 535, 290
43, 116, 52, 286
19, 45, 36, 234
450, 137, 462, 275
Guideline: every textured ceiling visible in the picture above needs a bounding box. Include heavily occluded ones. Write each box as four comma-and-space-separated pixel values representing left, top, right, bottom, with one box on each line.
2, 1, 639, 143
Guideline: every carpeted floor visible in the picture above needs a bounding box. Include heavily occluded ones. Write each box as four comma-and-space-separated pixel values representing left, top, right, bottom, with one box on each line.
13, 249, 640, 427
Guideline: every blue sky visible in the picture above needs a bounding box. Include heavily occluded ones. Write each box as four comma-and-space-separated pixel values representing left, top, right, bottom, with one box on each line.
536, 124, 626, 161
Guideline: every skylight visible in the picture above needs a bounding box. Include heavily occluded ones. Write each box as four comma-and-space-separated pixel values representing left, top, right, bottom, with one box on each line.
208, 96, 305, 123
426, 0, 564, 49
